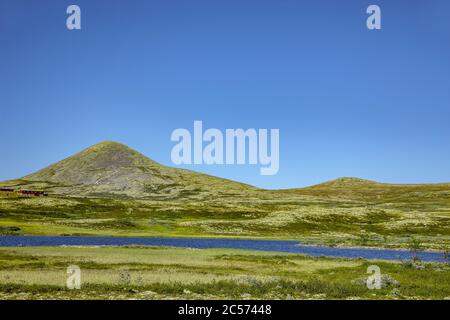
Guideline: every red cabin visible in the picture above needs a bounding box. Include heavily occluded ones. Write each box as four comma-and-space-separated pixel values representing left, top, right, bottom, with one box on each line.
17, 190, 48, 197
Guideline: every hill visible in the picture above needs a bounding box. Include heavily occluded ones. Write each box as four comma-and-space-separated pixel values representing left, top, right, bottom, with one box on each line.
279, 176, 450, 202
0, 142, 449, 250
2, 142, 449, 201
1, 141, 255, 199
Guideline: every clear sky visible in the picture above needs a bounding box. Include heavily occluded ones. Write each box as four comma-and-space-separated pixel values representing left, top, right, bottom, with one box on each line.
1, 0, 449, 189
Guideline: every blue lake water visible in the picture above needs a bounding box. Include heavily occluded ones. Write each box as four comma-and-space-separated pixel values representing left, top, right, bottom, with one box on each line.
0, 236, 445, 262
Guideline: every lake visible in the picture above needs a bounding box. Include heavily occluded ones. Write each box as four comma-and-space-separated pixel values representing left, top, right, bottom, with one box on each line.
0, 236, 445, 262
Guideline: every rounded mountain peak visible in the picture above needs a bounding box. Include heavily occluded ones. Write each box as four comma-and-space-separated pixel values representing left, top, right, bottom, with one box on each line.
23, 141, 159, 186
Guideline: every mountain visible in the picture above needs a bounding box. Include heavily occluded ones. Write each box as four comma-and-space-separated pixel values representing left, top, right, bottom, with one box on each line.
279, 176, 450, 201
4, 141, 255, 199
1, 141, 449, 201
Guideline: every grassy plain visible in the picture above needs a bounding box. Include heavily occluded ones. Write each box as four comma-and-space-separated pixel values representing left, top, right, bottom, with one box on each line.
1, 178, 449, 251
1, 174, 450, 300
0, 246, 449, 300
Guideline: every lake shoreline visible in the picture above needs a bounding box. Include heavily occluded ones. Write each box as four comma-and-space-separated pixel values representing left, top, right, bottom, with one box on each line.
0, 235, 446, 262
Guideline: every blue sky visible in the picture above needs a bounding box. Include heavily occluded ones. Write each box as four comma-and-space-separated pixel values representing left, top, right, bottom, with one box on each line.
1, 0, 449, 189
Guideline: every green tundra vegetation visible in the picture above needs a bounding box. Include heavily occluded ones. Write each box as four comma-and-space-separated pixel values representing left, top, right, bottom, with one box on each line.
0, 178, 450, 250
0, 141, 449, 250
0, 246, 449, 300
0, 141, 449, 299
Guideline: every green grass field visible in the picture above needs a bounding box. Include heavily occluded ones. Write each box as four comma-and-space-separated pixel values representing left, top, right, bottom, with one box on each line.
0, 246, 449, 300
1, 171, 450, 300
1, 187, 449, 251
1, 144, 449, 252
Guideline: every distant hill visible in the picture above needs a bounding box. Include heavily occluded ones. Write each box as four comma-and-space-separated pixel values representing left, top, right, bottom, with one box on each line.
1, 141, 449, 201
279, 177, 450, 201
1, 141, 255, 199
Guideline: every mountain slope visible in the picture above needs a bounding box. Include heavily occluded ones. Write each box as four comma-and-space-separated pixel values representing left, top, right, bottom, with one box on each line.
2, 142, 450, 202
13, 141, 255, 199
278, 177, 450, 201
